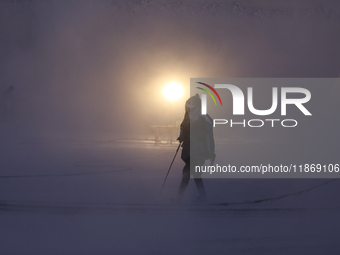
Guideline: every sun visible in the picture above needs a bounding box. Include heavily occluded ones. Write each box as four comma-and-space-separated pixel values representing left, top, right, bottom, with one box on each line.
163, 82, 184, 101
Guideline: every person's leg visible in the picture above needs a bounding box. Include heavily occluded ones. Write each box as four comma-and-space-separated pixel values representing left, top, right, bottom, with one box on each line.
194, 178, 206, 196
192, 159, 207, 202
176, 163, 190, 203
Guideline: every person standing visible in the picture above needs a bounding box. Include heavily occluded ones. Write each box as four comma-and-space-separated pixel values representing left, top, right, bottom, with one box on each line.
175, 93, 215, 203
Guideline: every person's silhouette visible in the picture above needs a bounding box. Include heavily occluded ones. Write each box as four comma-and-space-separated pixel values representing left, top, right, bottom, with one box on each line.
175, 94, 215, 203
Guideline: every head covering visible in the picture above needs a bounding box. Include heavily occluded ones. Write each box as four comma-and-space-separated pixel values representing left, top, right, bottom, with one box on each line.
185, 93, 201, 121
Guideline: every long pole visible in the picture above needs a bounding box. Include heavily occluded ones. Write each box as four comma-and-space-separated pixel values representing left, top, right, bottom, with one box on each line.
159, 142, 182, 197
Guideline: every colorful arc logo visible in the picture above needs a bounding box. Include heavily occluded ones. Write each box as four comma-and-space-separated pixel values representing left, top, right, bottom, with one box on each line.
196, 82, 222, 106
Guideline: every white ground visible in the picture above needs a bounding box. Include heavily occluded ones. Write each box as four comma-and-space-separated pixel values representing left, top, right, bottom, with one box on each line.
1, 131, 339, 254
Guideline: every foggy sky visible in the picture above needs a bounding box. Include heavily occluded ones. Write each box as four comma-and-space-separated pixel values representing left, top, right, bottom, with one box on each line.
1, 0, 340, 139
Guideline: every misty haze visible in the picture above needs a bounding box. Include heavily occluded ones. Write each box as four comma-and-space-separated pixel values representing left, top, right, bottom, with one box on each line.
1, 0, 340, 254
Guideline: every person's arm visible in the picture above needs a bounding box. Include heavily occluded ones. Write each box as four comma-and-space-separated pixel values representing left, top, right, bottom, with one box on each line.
177, 112, 188, 142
